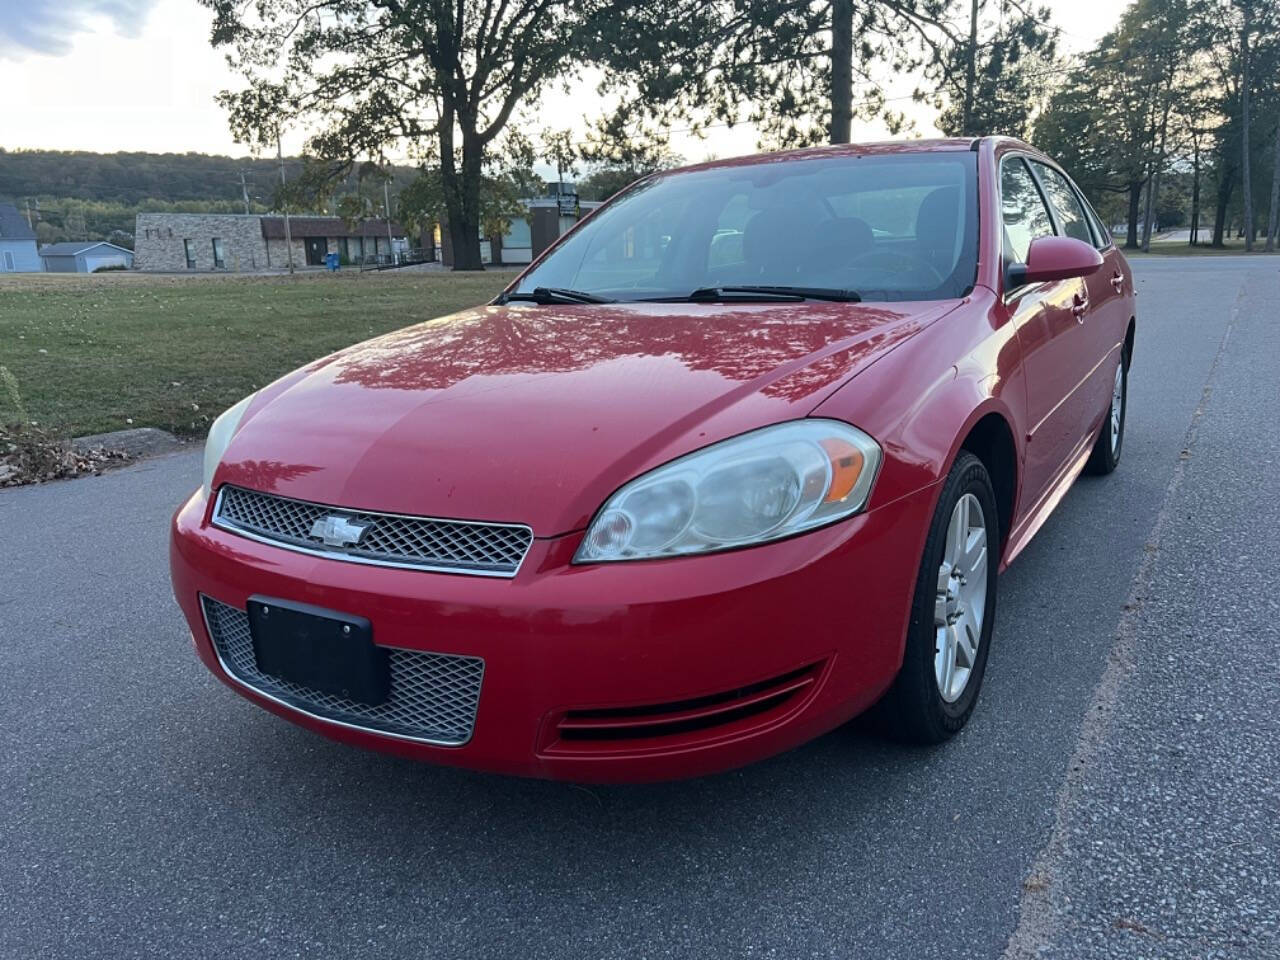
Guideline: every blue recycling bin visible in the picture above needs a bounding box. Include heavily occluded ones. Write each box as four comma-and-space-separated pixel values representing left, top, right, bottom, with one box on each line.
325, 252, 340, 272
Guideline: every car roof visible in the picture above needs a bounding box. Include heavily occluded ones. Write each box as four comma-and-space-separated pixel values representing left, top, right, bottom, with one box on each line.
665, 138, 987, 178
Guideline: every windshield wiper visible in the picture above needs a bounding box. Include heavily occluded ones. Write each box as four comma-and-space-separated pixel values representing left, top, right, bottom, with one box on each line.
678, 285, 862, 303
503, 287, 615, 305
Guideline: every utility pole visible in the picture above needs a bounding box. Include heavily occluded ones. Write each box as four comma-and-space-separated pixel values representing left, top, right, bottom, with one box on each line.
277, 132, 295, 274
384, 179, 395, 264
240, 171, 252, 215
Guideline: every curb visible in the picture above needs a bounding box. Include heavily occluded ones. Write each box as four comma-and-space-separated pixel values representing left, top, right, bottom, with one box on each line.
71, 427, 187, 459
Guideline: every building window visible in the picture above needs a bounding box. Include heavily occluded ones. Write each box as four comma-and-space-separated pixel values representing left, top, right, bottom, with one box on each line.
212, 238, 226, 269
183, 239, 197, 269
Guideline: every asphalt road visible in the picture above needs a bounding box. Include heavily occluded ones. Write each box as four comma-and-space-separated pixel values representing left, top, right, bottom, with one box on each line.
2, 257, 1277, 959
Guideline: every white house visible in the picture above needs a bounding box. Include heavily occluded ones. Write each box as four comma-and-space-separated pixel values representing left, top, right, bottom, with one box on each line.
38, 241, 134, 273
0, 202, 41, 272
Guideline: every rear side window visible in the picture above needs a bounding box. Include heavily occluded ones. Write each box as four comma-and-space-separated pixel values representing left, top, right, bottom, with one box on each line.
1072, 184, 1111, 250
1081, 201, 1111, 249
1031, 162, 1094, 246
1000, 157, 1054, 265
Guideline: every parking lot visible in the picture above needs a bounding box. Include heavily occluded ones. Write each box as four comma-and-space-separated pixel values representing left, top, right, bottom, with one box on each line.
2, 256, 1277, 959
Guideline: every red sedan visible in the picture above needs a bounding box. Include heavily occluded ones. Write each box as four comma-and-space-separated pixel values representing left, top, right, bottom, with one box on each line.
171, 137, 1135, 781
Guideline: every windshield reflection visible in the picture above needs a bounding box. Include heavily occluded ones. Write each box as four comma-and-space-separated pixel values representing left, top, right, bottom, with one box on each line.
515, 152, 978, 303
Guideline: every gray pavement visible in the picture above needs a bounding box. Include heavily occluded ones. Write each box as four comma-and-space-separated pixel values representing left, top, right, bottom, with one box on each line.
1, 256, 1277, 959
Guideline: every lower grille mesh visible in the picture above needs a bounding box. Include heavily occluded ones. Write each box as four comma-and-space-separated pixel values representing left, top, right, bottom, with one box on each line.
201, 596, 483, 745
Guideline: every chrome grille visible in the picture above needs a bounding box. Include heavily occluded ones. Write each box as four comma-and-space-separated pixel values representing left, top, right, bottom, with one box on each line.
214, 485, 532, 576
201, 596, 483, 745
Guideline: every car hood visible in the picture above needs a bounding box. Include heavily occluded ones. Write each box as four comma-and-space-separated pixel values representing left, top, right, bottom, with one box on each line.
216, 299, 957, 536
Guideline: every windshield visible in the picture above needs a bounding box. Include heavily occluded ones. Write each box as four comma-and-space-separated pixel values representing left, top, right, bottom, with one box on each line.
511, 152, 978, 303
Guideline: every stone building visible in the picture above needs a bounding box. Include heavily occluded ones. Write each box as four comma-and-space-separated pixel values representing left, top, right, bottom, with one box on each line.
133, 213, 406, 272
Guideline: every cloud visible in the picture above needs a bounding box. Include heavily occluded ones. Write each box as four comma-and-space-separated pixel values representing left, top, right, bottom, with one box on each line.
0, 0, 157, 60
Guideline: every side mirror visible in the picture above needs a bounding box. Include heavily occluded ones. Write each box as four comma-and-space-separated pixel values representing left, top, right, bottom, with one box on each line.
1007, 235, 1103, 289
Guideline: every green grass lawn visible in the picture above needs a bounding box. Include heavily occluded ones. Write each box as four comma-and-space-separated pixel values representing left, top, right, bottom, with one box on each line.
1119, 233, 1280, 256
0, 270, 511, 440
1126, 245, 1280, 257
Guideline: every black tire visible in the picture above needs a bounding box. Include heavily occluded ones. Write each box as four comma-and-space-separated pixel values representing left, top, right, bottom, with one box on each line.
1084, 350, 1128, 476
881, 451, 999, 744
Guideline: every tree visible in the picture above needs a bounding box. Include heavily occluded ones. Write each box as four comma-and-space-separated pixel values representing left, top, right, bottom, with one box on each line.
1268, 117, 1280, 250
575, 110, 682, 200
1175, 83, 1219, 245
398, 166, 528, 247
541, 129, 578, 191
202, 0, 631, 270
933, 0, 1058, 139
598, 0, 960, 149
1035, 0, 1196, 248
1193, 0, 1280, 247
1239, 0, 1255, 249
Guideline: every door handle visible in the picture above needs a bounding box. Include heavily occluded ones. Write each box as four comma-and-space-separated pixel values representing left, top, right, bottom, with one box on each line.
1110, 271, 1124, 293
1072, 292, 1089, 321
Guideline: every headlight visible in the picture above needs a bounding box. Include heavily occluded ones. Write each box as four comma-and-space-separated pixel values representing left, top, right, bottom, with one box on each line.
201, 393, 255, 499
575, 419, 881, 562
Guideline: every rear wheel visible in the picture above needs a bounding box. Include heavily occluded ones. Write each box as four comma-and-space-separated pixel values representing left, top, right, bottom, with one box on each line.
1085, 351, 1127, 475
881, 452, 999, 743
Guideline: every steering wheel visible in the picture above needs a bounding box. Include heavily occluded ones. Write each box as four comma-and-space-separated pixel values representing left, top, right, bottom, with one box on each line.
845, 249, 945, 287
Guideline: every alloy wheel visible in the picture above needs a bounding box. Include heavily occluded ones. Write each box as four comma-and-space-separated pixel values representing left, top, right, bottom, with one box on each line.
934, 493, 988, 703
1110, 363, 1124, 454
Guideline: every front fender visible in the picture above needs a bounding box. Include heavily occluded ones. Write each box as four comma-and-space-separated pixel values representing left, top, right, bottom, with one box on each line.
812, 289, 1027, 543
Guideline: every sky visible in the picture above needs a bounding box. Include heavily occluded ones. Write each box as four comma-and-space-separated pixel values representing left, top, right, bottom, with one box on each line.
0, 0, 1125, 168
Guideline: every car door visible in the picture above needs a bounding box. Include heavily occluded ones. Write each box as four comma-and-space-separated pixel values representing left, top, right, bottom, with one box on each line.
998, 155, 1097, 510
1028, 161, 1121, 434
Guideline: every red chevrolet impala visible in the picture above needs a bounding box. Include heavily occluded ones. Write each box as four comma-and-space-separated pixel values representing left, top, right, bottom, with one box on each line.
170, 137, 1134, 781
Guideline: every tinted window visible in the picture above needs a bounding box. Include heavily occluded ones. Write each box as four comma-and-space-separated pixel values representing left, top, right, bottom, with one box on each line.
1031, 162, 1093, 246
514, 153, 978, 302
1001, 157, 1054, 264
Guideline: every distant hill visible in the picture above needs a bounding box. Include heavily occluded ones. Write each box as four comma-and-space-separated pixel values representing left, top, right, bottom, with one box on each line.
0, 148, 420, 249
0, 148, 418, 206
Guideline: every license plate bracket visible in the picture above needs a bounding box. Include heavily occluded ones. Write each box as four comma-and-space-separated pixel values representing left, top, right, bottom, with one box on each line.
247, 596, 389, 706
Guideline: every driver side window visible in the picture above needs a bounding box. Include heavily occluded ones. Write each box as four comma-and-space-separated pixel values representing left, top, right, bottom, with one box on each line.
1030, 162, 1094, 246
1000, 157, 1054, 266
573, 194, 690, 291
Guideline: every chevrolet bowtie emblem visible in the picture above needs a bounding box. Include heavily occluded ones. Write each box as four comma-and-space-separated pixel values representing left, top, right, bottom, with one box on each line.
310, 514, 370, 547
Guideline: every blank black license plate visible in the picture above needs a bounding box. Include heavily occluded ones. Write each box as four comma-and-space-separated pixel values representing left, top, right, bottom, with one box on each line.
247, 596, 389, 706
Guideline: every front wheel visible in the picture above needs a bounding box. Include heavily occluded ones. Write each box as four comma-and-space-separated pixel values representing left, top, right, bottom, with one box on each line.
881, 451, 999, 743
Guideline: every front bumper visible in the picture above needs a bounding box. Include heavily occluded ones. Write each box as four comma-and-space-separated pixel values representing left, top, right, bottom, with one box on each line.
170, 484, 935, 782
